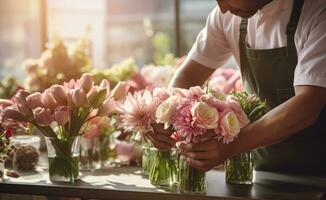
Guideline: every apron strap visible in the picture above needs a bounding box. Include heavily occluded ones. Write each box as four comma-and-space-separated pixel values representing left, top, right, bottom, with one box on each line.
286, 0, 305, 51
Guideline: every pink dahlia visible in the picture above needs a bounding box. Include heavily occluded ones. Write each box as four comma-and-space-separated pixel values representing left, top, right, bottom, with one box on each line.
116, 90, 160, 134
171, 99, 206, 142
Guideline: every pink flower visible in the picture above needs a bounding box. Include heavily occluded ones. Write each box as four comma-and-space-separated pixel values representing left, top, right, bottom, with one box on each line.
191, 102, 219, 129
83, 123, 100, 139
218, 110, 241, 144
42, 89, 58, 111
64, 79, 77, 90
0, 99, 13, 109
156, 96, 178, 124
116, 90, 160, 134
186, 86, 204, 101
54, 106, 71, 125
209, 76, 227, 93
26, 92, 44, 109
50, 85, 67, 106
72, 88, 87, 108
97, 98, 116, 116
171, 99, 206, 142
33, 107, 53, 126
153, 87, 170, 102
111, 81, 130, 101
225, 96, 250, 128
13, 90, 32, 116
79, 73, 93, 93
2, 107, 27, 122
99, 79, 110, 95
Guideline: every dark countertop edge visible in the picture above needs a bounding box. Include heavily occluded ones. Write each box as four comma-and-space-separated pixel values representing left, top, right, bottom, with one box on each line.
0, 182, 252, 200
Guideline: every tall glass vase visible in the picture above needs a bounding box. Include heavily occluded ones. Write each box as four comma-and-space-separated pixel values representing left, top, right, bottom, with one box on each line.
225, 152, 253, 185
45, 136, 81, 183
142, 146, 156, 176
79, 136, 100, 171
149, 148, 178, 188
179, 155, 206, 194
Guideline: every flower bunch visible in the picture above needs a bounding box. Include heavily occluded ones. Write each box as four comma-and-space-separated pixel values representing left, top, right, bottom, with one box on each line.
156, 86, 250, 144
23, 38, 90, 92
1, 73, 129, 139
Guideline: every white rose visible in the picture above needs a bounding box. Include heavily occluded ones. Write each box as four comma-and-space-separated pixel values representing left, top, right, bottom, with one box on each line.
191, 102, 219, 129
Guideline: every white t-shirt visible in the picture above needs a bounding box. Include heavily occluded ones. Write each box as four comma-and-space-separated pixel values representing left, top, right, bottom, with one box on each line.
188, 0, 326, 88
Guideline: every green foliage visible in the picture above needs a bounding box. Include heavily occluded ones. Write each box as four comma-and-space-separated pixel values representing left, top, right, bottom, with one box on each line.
152, 32, 177, 66
0, 77, 21, 99
230, 91, 269, 122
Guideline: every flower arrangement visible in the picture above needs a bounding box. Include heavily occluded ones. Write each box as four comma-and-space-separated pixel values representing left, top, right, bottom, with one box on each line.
23, 37, 91, 92
209, 68, 243, 94
2, 73, 128, 182
225, 91, 268, 184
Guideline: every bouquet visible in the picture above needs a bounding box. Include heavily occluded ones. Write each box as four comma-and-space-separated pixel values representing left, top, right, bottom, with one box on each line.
2, 73, 128, 182
154, 86, 250, 193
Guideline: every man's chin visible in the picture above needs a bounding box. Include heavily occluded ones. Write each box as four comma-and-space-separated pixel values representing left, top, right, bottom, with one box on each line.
230, 11, 256, 18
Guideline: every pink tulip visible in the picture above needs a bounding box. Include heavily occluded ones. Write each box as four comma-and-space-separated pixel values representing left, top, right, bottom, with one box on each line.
50, 85, 67, 106
88, 88, 107, 108
33, 107, 53, 126
13, 90, 32, 116
42, 89, 58, 110
66, 89, 74, 108
26, 92, 44, 109
99, 79, 110, 96
97, 98, 116, 116
79, 73, 93, 93
72, 88, 87, 108
64, 79, 76, 90
111, 81, 130, 101
0, 99, 13, 109
2, 107, 27, 122
54, 106, 71, 125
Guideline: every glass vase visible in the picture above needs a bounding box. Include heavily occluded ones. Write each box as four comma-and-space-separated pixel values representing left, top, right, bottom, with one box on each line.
0, 161, 4, 180
225, 152, 253, 185
149, 148, 178, 188
79, 136, 101, 171
45, 136, 80, 183
179, 155, 206, 194
142, 146, 156, 176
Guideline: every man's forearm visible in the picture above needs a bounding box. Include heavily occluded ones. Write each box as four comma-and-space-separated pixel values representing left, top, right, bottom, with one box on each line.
228, 86, 326, 157
168, 58, 215, 89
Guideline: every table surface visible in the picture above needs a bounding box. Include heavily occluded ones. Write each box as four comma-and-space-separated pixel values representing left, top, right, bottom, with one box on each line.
1, 156, 326, 200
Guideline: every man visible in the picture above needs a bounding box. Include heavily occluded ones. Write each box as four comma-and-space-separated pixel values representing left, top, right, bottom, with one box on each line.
147, 0, 326, 174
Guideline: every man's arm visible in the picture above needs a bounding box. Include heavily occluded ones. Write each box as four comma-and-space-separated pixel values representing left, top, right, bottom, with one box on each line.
180, 85, 326, 171
169, 58, 216, 88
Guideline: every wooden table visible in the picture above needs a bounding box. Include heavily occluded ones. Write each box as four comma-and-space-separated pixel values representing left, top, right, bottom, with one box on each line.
1, 157, 326, 200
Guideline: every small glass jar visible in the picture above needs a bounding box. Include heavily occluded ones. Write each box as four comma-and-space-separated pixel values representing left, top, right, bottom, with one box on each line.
149, 148, 178, 188
45, 136, 80, 183
179, 155, 206, 194
225, 152, 253, 185
79, 136, 101, 171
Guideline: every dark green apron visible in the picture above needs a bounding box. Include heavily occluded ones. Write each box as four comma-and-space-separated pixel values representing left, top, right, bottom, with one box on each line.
239, 0, 326, 175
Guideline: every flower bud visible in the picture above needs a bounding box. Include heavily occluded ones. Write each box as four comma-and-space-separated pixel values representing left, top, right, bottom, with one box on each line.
97, 98, 116, 116
33, 107, 53, 126
54, 106, 71, 125
79, 73, 93, 93
50, 85, 67, 106
26, 92, 44, 109
72, 88, 87, 108
111, 81, 130, 101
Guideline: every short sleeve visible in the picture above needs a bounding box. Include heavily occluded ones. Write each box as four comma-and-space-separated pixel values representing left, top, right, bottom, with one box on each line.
187, 6, 232, 69
294, 11, 326, 88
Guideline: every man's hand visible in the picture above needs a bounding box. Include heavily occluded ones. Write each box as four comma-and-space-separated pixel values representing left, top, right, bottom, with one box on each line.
178, 137, 231, 171
146, 123, 175, 152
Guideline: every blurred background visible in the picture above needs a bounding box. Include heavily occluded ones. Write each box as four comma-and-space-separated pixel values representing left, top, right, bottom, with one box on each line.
0, 0, 220, 80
